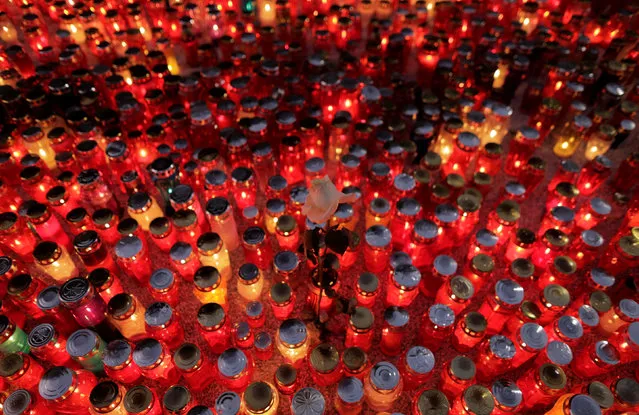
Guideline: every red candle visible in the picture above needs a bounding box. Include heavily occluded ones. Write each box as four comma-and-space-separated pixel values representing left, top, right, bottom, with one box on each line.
355, 272, 379, 308
103, 339, 142, 385
598, 234, 639, 275
275, 215, 299, 251
197, 303, 231, 353
575, 198, 611, 231
269, 282, 295, 320
439, 356, 476, 401
398, 346, 435, 391
132, 338, 181, 385
475, 335, 517, 381
466, 228, 499, 261
254, 332, 273, 361
169, 241, 201, 281
309, 343, 343, 387
241, 227, 273, 270
0, 352, 45, 393
408, 219, 439, 269
216, 347, 254, 393
435, 276, 475, 315
149, 217, 177, 252
91, 209, 121, 246
345, 306, 374, 352
4, 388, 55, 415
274, 364, 298, 396
531, 229, 570, 271
420, 255, 458, 298
386, 263, 421, 307
173, 343, 217, 392
511, 323, 548, 369
517, 364, 567, 410
114, 236, 152, 284
452, 312, 487, 353
7, 273, 46, 319
381, 306, 409, 356
576, 155, 612, 196
38, 367, 98, 413
88, 268, 124, 304
28, 324, 77, 367
0, 212, 37, 260
419, 304, 455, 351
123, 385, 163, 415
536, 256, 578, 289
504, 229, 536, 263
504, 127, 540, 176
144, 302, 185, 350
546, 182, 580, 211
535, 284, 571, 325
486, 200, 520, 247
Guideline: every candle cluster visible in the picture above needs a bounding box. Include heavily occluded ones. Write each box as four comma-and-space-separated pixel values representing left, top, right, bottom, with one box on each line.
0, 0, 638, 414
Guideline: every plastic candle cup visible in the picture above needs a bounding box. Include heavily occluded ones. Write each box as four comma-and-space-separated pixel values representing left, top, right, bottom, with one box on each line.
345, 307, 374, 352
491, 379, 523, 415
205, 198, 240, 251
197, 303, 231, 353
38, 367, 98, 413
486, 200, 521, 247
73, 230, 117, 273
103, 340, 142, 385
148, 268, 179, 307
241, 382, 279, 415
381, 306, 410, 356
132, 338, 180, 386
536, 284, 571, 325
365, 197, 392, 229
452, 312, 488, 353
355, 272, 379, 307
197, 232, 231, 282
33, 241, 79, 282
276, 319, 309, 367
89, 381, 127, 415
419, 303, 455, 351
478, 279, 525, 334
399, 346, 435, 391
126, 192, 163, 231
217, 348, 254, 393
254, 332, 273, 360
264, 198, 286, 234
245, 302, 265, 329
275, 215, 300, 251
464, 254, 494, 291
107, 294, 147, 341
144, 302, 184, 350
123, 385, 163, 415
0, 352, 45, 393
173, 343, 217, 392
169, 184, 207, 230
420, 255, 458, 298
28, 324, 75, 367
308, 343, 342, 387
475, 335, 517, 382
88, 268, 124, 304
274, 364, 298, 396
364, 362, 402, 411
531, 229, 570, 271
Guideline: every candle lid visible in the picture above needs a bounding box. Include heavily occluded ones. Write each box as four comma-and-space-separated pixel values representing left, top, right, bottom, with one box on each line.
115, 236, 143, 259
77, 168, 101, 186
578, 305, 600, 328
567, 395, 603, 415
594, 341, 619, 365
265, 199, 286, 216
370, 162, 391, 178
231, 167, 253, 183
243, 227, 265, 245
414, 219, 438, 240
463, 312, 487, 332
448, 276, 473, 300
471, 254, 494, 273
539, 364, 567, 389
518, 126, 540, 141
555, 182, 579, 198
310, 343, 339, 372
543, 284, 570, 307
194, 266, 220, 290
273, 251, 299, 273
244, 382, 274, 412
519, 323, 548, 350
90, 381, 120, 409
205, 170, 227, 187
67, 329, 99, 358
489, 335, 516, 359
239, 263, 259, 282
28, 323, 56, 348
206, 197, 231, 216
198, 303, 225, 328
73, 230, 101, 252
163, 385, 191, 412
0, 353, 25, 377
393, 264, 421, 288
0, 256, 14, 278
124, 386, 154, 414
511, 259, 534, 279
117, 218, 138, 235
7, 273, 34, 297
255, 332, 271, 350
416, 389, 449, 415
276, 364, 297, 385
218, 348, 247, 377
496, 200, 520, 222
587, 382, 614, 410
615, 378, 639, 405
449, 356, 475, 379
475, 228, 498, 247
358, 272, 378, 293
433, 255, 457, 276
270, 282, 292, 304
589, 291, 612, 313
369, 198, 391, 215
427, 304, 454, 327
435, 203, 459, 223
457, 131, 480, 149
406, 346, 435, 374
546, 341, 573, 366
267, 175, 287, 192
33, 241, 61, 264
106, 140, 127, 159
385, 306, 410, 327
305, 157, 325, 174
170, 241, 193, 262
145, 302, 173, 327
173, 210, 197, 229
557, 316, 583, 339
365, 225, 391, 247
279, 319, 307, 345
292, 387, 325, 415
462, 385, 494, 415
197, 233, 222, 254
551, 206, 575, 222
370, 361, 400, 390
4, 389, 35, 415
39, 366, 74, 400
133, 338, 164, 368
337, 377, 363, 404
393, 173, 416, 192
127, 192, 151, 212
150, 268, 175, 291
108, 293, 134, 318
170, 185, 194, 205
350, 307, 373, 330
103, 340, 132, 368
492, 380, 522, 408
619, 299, 639, 319
214, 392, 240, 415
59, 277, 90, 304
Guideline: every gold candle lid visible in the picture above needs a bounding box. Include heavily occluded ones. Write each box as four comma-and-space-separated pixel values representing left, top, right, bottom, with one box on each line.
539, 364, 567, 389
416, 389, 449, 415
309, 343, 339, 373
243, 382, 273, 413
462, 385, 495, 415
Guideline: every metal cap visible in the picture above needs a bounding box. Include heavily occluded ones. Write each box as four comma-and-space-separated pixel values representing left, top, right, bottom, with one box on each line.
215, 392, 241, 415
450, 356, 475, 379
278, 319, 307, 346
435, 204, 459, 223
428, 304, 455, 327
450, 276, 474, 300
197, 303, 225, 328
393, 264, 421, 288
206, 197, 230, 216
218, 348, 248, 377
546, 341, 573, 366
115, 236, 143, 259
4, 389, 35, 415
291, 388, 325, 415
187, 406, 213, 415
275, 364, 297, 386
90, 381, 120, 409
519, 323, 548, 350
103, 340, 132, 368
67, 329, 99, 358
397, 198, 421, 216
243, 227, 266, 245
619, 299, 639, 319
463, 385, 494, 415
489, 335, 516, 359
578, 305, 600, 328
270, 282, 292, 304
464, 312, 487, 333
194, 267, 221, 290
434, 255, 457, 276
370, 361, 400, 390
350, 307, 373, 330
239, 263, 259, 282
590, 198, 611, 215
414, 219, 438, 240
254, 332, 271, 350
406, 346, 435, 374
385, 306, 410, 327
475, 229, 498, 247
580, 230, 603, 248
365, 225, 391, 248
553, 256, 577, 275
39, 366, 74, 400
492, 380, 522, 409
557, 316, 583, 339
495, 279, 524, 305
337, 377, 363, 403
589, 268, 615, 289
589, 291, 612, 313
471, 254, 494, 273
358, 272, 378, 293
0, 353, 24, 377
145, 302, 173, 327
150, 268, 175, 291
615, 378, 639, 405
174, 343, 201, 370
568, 394, 603, 415
124, 386, 154, 414
243, 382, 273, 412
594, 341, 619, 365
273, 251, 299, 272
542, 284, 570, 307
416, 389, 449, 415
587, 382, 614, 409
539, 364, 567, 389
133, 338, 163, 368
310, 343, 339, 373
28, 323, 55, 348
342, 347, 366, 370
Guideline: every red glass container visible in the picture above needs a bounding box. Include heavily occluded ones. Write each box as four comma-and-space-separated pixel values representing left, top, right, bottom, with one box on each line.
216, 347, 254, 393
309, 343, 343, 387
345, 307, 374, 352
452, 312, 488, 353
381, 306, 410, 356
517, 364, 567, 410
0, 352, 45, 392
144, 302, 185, 350
197, 303, 231, 353
132, 338, 180, 386
398, 346, 435, 391
439, 356, 476, 401
103, 339, 143, 385
419, 304, 455, 352
38, 367, 98, 413
475, 335, 517, 381
173, 343, 217, 393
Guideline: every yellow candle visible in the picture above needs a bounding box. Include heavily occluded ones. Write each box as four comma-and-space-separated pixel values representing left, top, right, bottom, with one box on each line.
237, 263, 264, 302
584, 124, 615, 161
197, 233, 232, 282
242, 382, 280, 415
127, 192, 164, 231
258, 0, 276, 26
194, 266, 228, 306
22, 127, 57, 170
107, 293, 147, 341
553, 115, 592, 158
33, 242, 79, 282
276, 319, 309, 366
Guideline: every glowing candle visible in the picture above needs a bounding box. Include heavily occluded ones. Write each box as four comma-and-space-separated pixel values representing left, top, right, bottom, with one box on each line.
380, 306, 409, 356
511, 323, 548, 369
114, 236, 152, 284
132, 338, 180, 385
269, 282, 295, 320
275, 215, 299, 251
169, 242, 201, 281
486, 200, 520, 247
505, 228, 536, 262
345, 307, 374, 352
598, 299, 639, 336
74, 231, 117, 273
355, 272, 379, 308
38, 367, 98, 413
173, 343, 217, 393
276, 319, 309, 367
398, 346, 435, 391
33, 241, 79, 282
553, 115, 592, 158
0, 212, 38, 260
147, 269, 179, 308
144, 302, 184, 350
363, 225, 392, 274
197, 303, 231, 354
193, 266, 227, 306
123, 386, 163, 415
107, 294, 146, 341
89, 381, 127, 415
386, 264, 421, 307
66, 329, 106, 373
309, 343, 342, 387
420, 255, 458, 299
451, 385, 495, 415
242, 382, 279, 415
21, 126, 56, 170
274, 364, 298, 396
216, 348, 254, 393
364, 362, 402, 412
7, 273, 46, 319
0, 352, 44, 392
205, 197, 240, 251
491, 380, 523, 415
127, 192, 163, 231
518, 364, 568, 410
28, 324, 76, 367
584, 124, 615, 161
236, 263, 264, 302
474, 335, 517, 382
4, 389, 55, 415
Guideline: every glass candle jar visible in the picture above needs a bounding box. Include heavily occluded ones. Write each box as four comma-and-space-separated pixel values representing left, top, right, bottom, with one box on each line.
132, 338, 180, 385
408, 219, 439, 269
241, 227, 273, 270
505, 229, 536, 262
26, 202, 72, 251
148, 268, 179, 308
439, 355, 476, 401
420, 255, 458, 299
274, 364, 298, 396
74, 231, 117, 273
276, 319, 309, 367
123, 385, 163, 415
355, 272, 379, 308
107, 293, 146, 341
452, 312, 488, 353
466, 228, 499, 261
4, 388, 55, 415
365, 197, 392, 230
399, 346, 435, 391
59, 277, 111, 331
599, 235, 639, 275
273, 251, 300, 286
345, 306, 374, 352
464, 254, 495, 292
477, 278, 525, 334
536, 284, 571, 326
237, 263, 264, 302
35, 286, 80, 336
548, 316, 584, 347
169, 242, 201, 281
381, 306, 410, 356
38, 367, 97, 414
144, 302, 184, 350
33, 241, 79, 282
115, 236, 152, 284
103, 340, 142, 385
435, 276, 475, 315
275, 215, 299, 251
89, 381, 127, 415
364, 362, 402, 412
386, 264, 421, 307
28, 323, 75, 367
531, 229, 570, 271
269, 282, 295, 320
127, 192, 164, 231
335, 377, 364, 415
475, 335, 517, 381
599, 299, 639, 336
7, 273, 46, 319
87, 268, 124, 304
511, 323, 549, 369
173, 343, 217, 393
412, 389, 450, 415
419, 303, 456, 352
486, 200, 521, 246
217, 348, 254, 393
0, 352, 44, 393
193, 266, 227, 306
545, 394, 603, 415
518, 364, 568, 410
197, 303, 231, 353
576, 156, 612, 197
197, 232, 232, 282
66, 329, 106, 373
245, 302, 265, 329
491, 379, 523, 415
149, 217, 177, 253
241, 382, 279, 415
443, 131, 480, 178
308, 343, 342, 387
575, 198, 611, 231
232, 321, 254, 349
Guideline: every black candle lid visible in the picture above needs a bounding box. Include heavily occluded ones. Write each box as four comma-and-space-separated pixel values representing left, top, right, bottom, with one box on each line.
7, 273, 34, 297
39, 366, 74, 400
124, 385, 154, 414
90, 381, 120, 409
239, 263, 259, 282
187, 406, 214, 415
149, 217, 170, 236
67, 329, 99, 357
28, 323, 57, 348
77, 168, 100, 186
73, 230, 100, 251
103, 339, 132, 368
0, 256, 14, 277
163, 385, 191, 412
0, 353, 25, 377
59, 277, 90, 304
243, 227, 265, 245
206, 197, 230, 216
4, 389, 34, 415
33, 241, 60, 263
197, 233, 222, 253
133, 338, 163, 368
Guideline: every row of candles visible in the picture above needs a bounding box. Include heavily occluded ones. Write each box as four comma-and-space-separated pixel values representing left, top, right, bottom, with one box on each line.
0, 0, 638, 414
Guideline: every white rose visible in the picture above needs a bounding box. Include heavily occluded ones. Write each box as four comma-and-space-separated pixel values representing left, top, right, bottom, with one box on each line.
302, 176, 357, 224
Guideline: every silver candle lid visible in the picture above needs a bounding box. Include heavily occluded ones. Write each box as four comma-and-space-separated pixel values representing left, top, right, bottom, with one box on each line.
278, 319, 307, 346
365, 225, 391, 248
589, 268, 615, 289
450, 276, 474, 300
489, 335, 516, 359
393, 264, 421, 288
414, 219, 438, 240
67, 329, 99, 357
393, 173, 416, 192
291, 388, 325, 415
115, 236, 143, 259
628, 322, 639, 346
428, 304, 455, 327
557, 316, 583, 339
406, 346, 435, 374
580, 230, 604, 248
215, 391, 241, 415
435, 204, 459, 223
4, 390, 34, 415
594, 341, 619, 365
370, 198, 391, 215
578, 305, 600, 328
475, 228, 498, 247
492, 379, 522, 408
546, 341, 573, 366
397, 198, 421, 217
619, 299, 639, 319
589, 198, 611, 215
370, 361, 400, 390
615, 378, 639, 405
217, 348, 248, 377
458, 131, 480, 148
390, 251, 412, 269
519, 323, 548, 350
569, 395, 603, 415
254, 332, 272, 350
337, 377, 363, 404
434, 255, 457, 276
384, 306, 410, 327
495, 279, 524, 305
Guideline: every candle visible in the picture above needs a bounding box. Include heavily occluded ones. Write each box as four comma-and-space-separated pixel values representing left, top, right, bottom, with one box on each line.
107, 293, 146, 341
545, 394, 602, 415
205, 197, 240, 251
335, 377, 364, 415
363, 362, 402, 412
345, 306, 374, 352
308, 343, 342, 387
381, 306, 410, 356
451, 385, 495, 415
38, 367, 98, 414
518, 364, 568, 410
217, 348, 254, 393
536, 284, 571, 326
475, 335, 517, 382
132, 338, 180, 385
491, 379, 523, 415
35, 286, 80, 336
123, 386, 163, 415
419, 303, 455, 351
66, 329, 106, 373
275, 215, 299, 251
4, 389, 55, 415
127, 192, 164, 231
276, 319, 309, 367
355, 272, 379, 307
144, 302, 185, 350
89, 381, 127, 415
173, 343, 217, 393
0, 352, 44, 393
274, 364, 298, 396
0, 212, 37, 260
365, 198, 392, 229
28, 324, 76, 367
439, 355, 476, 401
197, 232, 232, 282
399, 346, 435, 391
452, 312, 487, 353
148, 268, 179, 308
115, 236, 152, 284
197, 303, 231, 353
386, 264, 421, 307
420, 255, 458, 298
33, 241, 79, 282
